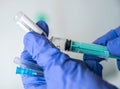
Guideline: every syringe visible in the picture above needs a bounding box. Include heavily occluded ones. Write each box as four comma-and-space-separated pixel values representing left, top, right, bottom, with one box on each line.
14, 12, 120, 60
50, 36, 120, 60
14, 11, 47, 37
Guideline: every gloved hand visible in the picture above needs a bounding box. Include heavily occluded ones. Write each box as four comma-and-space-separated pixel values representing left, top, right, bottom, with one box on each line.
21, 21, 117, 89
84, 26, 120, 71
94, 27, 120, 71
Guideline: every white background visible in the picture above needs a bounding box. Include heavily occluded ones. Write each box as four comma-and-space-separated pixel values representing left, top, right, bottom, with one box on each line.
0, 0, 120, 88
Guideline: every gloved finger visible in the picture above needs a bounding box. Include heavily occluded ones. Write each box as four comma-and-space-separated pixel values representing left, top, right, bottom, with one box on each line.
93, 26, 120, 46
21, 48, 38, 67
107, 37, 120, 56
21, 49, 33, 61
20, 50, 47, 89
83, 50, 105, 75
93, 30, 117, 46
22, 75, 46, 89
107, 37, 120, 71
23, 32, 62, 68
83, 54, 105, 62
36, 20, 49, 37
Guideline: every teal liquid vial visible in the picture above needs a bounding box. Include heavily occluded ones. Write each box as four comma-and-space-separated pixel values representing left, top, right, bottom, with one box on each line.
70, 41, 109, 57
50, 36, 120, 60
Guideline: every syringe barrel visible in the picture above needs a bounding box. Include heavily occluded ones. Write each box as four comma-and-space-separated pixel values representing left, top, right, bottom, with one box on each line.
14, 12, 47, 37
50, 37, 120, 60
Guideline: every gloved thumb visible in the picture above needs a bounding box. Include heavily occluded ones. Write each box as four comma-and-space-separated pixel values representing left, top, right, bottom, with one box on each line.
93, 30, 117, 46
107, 37, 120, 56
107, 37, 120, 71
93, 26, 120, 46
36, 21, 49, 37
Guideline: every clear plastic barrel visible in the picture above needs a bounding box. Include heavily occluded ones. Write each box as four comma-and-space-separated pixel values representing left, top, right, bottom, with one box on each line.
14, 11, 47, 37
50, 36, 67, 50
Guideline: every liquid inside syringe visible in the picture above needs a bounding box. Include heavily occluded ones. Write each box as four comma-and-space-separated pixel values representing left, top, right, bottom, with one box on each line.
50, 36, 120, 60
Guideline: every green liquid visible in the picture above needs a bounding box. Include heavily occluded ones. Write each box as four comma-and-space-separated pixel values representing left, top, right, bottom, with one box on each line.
70, 41, 120, 59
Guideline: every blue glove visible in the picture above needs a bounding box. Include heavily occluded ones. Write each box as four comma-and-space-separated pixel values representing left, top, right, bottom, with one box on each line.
83, 27, 120, 78
83, 29, 116, 77
93, 27, 120, 70
21, 23, 118, 89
